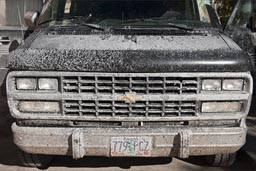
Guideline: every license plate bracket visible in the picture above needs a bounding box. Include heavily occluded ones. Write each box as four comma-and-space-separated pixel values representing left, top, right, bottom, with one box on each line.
110, 137, 152, 157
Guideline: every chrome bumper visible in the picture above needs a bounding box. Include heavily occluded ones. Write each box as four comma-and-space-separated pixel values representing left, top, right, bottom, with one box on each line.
12, 123, 247, 159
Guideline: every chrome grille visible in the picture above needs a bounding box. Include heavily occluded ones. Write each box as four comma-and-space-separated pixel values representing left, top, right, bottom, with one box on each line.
62, 76, 198, 94
63, 100, 197, 117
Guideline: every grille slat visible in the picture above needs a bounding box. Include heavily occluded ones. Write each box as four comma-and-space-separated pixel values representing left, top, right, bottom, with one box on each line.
64, 100, 197, 117
63, 76, 198, 95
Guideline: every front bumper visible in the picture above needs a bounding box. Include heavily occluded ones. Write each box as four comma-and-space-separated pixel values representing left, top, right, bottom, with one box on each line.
12, 123, 247, 159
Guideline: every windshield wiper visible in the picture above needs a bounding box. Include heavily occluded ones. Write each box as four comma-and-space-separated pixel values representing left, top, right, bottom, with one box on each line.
118, 19, 194, 31
81, 23, 106, 31
166, 23, 194, 31
39, 20, 106, 31
78, 13, 106, 31
38, 19, 54, 26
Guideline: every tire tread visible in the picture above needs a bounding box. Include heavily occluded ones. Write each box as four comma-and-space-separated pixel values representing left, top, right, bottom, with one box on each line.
17, 148, 53, 169
205, 153, 237, 167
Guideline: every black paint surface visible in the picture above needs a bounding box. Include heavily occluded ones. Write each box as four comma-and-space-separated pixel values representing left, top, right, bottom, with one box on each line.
8, 29, 251, 72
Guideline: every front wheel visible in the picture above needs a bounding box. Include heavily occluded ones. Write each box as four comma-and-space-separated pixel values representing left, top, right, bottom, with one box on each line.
17, 148, 53, 169
205, 153, 237, 167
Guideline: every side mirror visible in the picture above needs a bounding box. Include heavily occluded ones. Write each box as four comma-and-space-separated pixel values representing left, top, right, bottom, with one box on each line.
24, 11, 39, 27
248, 15, 256, 32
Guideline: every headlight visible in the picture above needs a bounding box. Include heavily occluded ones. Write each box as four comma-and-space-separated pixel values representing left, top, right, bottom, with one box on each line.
19, 101, 60, 113
223, 79, 243, 91
38, 78, 58, 90
202, 79, 221, 91
201, 102, 242, 113
16, 78, 36, 90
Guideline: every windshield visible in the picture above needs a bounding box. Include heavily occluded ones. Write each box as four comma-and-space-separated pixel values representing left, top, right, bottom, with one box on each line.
39, 0, 220, 28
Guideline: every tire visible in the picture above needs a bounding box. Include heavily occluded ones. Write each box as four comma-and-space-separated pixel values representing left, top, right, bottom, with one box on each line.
205, 153, 237, 167
17, 148, 53, 169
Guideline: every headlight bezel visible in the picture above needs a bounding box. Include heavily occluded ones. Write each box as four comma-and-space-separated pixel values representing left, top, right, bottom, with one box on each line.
201, 78, 245, 92
15, 77, 59, 91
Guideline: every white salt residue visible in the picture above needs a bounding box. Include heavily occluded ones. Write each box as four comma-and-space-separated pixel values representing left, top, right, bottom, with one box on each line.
30, 34, 230, 51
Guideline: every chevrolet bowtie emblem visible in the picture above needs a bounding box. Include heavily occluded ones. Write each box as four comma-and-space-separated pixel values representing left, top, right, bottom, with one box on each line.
118, 92, 143, 103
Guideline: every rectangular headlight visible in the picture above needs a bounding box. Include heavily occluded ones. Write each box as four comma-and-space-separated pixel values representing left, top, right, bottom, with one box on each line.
223, 79, 244, 91
38, 78, 58, 90
19, 101, 60, 113
202, 79, 221, 91
201, 102, 242, 113
16, 78, 37, 90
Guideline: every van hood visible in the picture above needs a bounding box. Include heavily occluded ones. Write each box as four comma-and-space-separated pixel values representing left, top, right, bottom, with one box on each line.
8, 29, 251, 72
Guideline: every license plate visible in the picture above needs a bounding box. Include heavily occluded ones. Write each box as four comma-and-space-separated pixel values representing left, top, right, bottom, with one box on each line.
111, 137, 152, 157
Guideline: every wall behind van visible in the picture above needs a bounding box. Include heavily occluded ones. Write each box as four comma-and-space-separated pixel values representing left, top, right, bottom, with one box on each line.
0, 0, 43, 27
